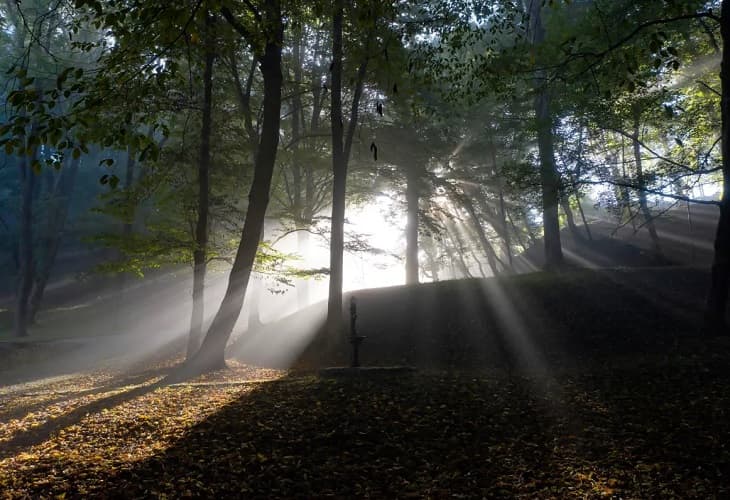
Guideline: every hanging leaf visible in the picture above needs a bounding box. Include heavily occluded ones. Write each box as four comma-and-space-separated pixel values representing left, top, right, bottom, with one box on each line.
109, 174, 120, 189
370, 142, 378, 161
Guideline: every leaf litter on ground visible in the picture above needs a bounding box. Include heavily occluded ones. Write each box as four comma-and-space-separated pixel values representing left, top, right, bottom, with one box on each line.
1, 344, 729, 498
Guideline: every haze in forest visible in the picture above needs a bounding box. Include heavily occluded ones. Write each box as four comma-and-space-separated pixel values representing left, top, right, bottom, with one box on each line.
1, 0, 729, 382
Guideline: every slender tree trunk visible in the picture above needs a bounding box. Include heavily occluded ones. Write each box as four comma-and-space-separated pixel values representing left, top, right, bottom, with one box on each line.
187, 13, 215, 360
327, 0, 346, 334
247, 275, 263, 328
530, 0, 563, 269
631, 113, 663, 258
498, 187, 512, 268
11, 24, 36, 337
327, 3, 370, 334
296, 229, 311, 308
575, 193, 593, 241
488, 135, 512, 269
187, 4, 283, 374
405, 165, 420, 284
618, 138, 637, 230
521, 208, 538, 246
447, 256, 457, 280
560, 195, 582, 241
113, 144, 137, 299
460, 193, 500, 275
446, 223, 472, 279
123, 146, 136, 238
705, 0, 730, 335
290, 30, 312, 310
14, 149, 38, 337
28, 156, 81, 323
423, 236, 440, 282
507, 211, 528, 252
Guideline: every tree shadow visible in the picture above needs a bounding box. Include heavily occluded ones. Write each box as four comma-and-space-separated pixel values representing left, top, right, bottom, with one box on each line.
539, 357, 730, 497
78, 374, 559, 497
0, 376, 167, 460
0, 365, 175, 423
6, 364, 730, 497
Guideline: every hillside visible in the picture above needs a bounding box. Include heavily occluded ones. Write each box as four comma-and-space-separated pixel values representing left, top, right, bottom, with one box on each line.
231, 267, 716, 371
516, 203, 718, 271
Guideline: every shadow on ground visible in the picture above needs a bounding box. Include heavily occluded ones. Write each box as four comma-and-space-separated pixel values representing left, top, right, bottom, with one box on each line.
11, 359, 726, 498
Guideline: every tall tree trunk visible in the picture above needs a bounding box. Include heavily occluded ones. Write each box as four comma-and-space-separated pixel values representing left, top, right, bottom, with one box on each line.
187, 3, 283, 374
114, 144, 137, 299
246, 226, 266, 330
296, 229, 311, 308
28, 155, 81, 323
187, 12, 215, 360
326, 2, 370, 334
560, 195, 582, 241
423, 235, 440, 282
705, 0, 730, 335
507, 211, 528, 252
618, 138, 638, 230
632, 113, 663, 259
530, 0, 563, 269
498, 187, 512, 268
405, 165, 420, 284
290, 29, 311, 310
488, 134, 512, 269
123, 146, 137, 238
13, 149, 38, 337
247, 275, 263, 329
327, 0, 346, 334
521, 207, 538, 246
575, 193, 593, 240
460, 193, 500, 276
444, 219, 472, 278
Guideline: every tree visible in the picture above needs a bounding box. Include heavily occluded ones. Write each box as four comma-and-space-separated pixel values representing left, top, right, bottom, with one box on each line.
187, 11, 216, 359
705, 0, 730, 334
187, 0, 285, 373
527, 0, 563, 269
326, 0, 374, 334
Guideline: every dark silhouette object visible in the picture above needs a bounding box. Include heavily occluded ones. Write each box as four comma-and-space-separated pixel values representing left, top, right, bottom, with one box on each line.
349, 296, 366, 368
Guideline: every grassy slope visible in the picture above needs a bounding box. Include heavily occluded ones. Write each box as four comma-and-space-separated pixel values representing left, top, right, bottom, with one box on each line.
234, 267, 714, 371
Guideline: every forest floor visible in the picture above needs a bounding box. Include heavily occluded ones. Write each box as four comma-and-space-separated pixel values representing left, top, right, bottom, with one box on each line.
1, 336, 730, 498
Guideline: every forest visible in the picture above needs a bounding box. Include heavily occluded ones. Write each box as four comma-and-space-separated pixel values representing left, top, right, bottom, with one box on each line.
1, 0, 730, 497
